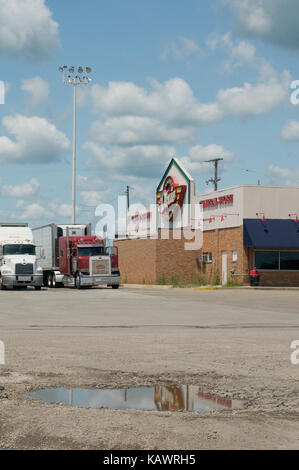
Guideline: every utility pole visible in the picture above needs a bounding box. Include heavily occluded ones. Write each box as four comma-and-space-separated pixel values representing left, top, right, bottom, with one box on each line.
205, 158, 224, 191
58, 66, 92, 224
126, 186, 130, 211
125, 186, 130, 211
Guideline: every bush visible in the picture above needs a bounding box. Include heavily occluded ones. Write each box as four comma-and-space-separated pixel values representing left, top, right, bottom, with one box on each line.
157, 274, 167, 285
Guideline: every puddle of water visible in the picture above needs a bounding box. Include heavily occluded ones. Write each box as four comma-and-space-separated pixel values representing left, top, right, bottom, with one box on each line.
27, 385, 244, 412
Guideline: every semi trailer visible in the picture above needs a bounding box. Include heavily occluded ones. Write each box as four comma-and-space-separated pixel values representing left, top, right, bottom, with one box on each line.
0, 223, 43, 290
32, 223, 121, 289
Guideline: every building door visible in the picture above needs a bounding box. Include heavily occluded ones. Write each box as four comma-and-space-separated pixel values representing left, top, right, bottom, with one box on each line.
222, 251, 227, 285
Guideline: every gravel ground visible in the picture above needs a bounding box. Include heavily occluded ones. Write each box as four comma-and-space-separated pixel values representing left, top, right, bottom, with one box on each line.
0, 286, 299, 449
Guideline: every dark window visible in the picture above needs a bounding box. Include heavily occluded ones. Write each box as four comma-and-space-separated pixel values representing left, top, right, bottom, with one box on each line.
280, 252, 299, 271
3, 244, 36, 256
255, 251, 279, 270
78, 246, 104, 257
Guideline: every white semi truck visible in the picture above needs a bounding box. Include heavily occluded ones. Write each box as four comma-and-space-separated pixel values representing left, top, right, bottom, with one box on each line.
0, 223, 43, 290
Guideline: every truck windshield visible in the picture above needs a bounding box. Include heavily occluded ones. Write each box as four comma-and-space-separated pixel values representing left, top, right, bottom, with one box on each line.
3, 244, 36, 256
78, 246, 104, 257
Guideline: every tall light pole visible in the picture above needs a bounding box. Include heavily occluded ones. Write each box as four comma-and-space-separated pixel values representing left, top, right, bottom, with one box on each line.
58, 66, 92, 224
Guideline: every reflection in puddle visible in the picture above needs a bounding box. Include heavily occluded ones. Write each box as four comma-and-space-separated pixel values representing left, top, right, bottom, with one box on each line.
27, 385, 244, 412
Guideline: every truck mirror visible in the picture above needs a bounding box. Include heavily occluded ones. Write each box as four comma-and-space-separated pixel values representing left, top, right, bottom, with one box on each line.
40, 248, 45, 258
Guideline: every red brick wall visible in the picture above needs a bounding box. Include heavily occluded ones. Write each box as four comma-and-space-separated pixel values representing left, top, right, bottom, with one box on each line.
156, 229, 202, 284
115, 228, 299, 286
115, 237, 157, 284
115, 230, 202, 284
198, 226, 246, 284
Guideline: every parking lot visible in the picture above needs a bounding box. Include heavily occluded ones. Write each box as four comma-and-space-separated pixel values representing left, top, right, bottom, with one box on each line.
1, 286, 299, 449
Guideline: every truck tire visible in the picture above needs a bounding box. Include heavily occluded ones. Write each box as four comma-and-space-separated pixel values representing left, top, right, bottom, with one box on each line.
75, 272, 81, 289
47, 273, 53, 288
112, 285, 119, 289
0, 277, 6, 290
35, 286, 42, 291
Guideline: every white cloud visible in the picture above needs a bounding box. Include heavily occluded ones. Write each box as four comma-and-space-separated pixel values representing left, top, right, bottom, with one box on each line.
0, 0, 60, 61
206, 33, 292, 115
48, 201, 72, 218
216, 71, 291, 116
1, 178, 40, 198
18, 200, 73, 221
224, 0, 299, 51
88, 73, 290, 134
206, 33, 258, 72
181, 144, 235, 174
19, 202, 52, 220
77, 175, 105, 190
80, 191, 104, 208
0, 114, 70, 163
268, 165, 299, 186
161, 37, 202, 61
90, 78, 224, 126
81, 73, 291, 181
21, 76, 49, 112
89, 116, 195, 146
76, 175, 110, 208
281, 120, 299, 141
84, 142, 176, 180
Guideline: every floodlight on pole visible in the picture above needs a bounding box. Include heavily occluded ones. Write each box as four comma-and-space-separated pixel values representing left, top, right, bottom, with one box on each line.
58, 65, 92, 224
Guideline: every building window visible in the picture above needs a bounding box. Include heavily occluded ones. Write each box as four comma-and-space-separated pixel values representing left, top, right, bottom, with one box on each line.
199, 252, 213, 264
232, 250, 238, 262
254, 251, 299, 271
255, 251, 279, 270
280, 252, 299, 271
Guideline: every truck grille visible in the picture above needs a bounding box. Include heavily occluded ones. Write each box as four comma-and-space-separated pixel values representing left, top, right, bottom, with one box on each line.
91, 258, 110, 275
15, 263, 34, 275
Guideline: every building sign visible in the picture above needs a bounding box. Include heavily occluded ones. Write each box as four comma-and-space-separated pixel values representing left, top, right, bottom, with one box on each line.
156, 176, 187, 221
127, 210, 152, 237
200, 194, 234, 209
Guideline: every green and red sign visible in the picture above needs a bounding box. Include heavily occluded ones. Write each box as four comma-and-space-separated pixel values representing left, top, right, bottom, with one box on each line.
156, 176, 187, 221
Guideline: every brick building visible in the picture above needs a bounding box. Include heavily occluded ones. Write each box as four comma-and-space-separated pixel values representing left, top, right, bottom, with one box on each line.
115, 158, 299, 286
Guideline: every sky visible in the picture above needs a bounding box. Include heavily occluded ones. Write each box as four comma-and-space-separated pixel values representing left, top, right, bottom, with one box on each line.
1, 0, 299, 228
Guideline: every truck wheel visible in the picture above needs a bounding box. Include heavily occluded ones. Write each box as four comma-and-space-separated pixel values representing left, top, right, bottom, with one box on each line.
47, 273, 53, 288
52, 274, 56, 288
35, 286, 42, 291
112, 285, 119, 289
0, 277, 6, 290
75, 272, 81, 289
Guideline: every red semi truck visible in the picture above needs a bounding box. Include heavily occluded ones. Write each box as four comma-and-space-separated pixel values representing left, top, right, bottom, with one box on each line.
32, 224, 121, 289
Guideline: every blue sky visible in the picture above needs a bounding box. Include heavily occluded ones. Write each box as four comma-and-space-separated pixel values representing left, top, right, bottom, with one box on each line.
1, 0, 299, 228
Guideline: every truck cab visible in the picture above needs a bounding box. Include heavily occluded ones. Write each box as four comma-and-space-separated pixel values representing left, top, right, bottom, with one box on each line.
58, 235, 120, 289
0, 223, 43, 290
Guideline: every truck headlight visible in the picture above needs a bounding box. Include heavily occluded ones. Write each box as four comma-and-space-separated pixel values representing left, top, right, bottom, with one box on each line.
36, 267, 43, 274
2, 269, 12, 275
